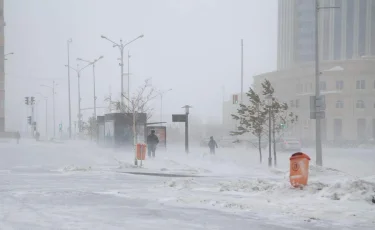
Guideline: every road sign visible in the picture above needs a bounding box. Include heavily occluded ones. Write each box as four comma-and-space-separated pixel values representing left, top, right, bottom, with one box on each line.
311, 111, 325, 119
172, 114, 186, 122
315, 95, 326, 110
310, 95, 326, 119
315, 111, 325, 119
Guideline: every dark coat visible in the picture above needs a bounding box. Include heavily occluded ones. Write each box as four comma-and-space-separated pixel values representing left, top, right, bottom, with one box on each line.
147, 133, 159, 146
208, 139, 218, 149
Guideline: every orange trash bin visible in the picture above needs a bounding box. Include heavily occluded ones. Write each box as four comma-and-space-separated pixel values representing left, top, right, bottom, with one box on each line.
136, 143, 146, 160
289, 152, 311, 187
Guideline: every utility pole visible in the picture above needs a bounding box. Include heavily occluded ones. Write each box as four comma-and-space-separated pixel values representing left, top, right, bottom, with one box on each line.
77, 71, 82, 132
65, 63, 91, 133
100, 34, 144, 108
120, 42, 124, 107
52, 80, 56, 137
67, 38, 72, 139
182, 105, 192, 154
40, 82, 57, 138
127, 50, 131, 110
45, 98, 48, 139
77, 56, 104, 122
241, 39, 244, 103
314, 0, 339, 166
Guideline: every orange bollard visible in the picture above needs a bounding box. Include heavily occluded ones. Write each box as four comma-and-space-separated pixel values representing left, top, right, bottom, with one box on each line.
289, 152, 310, 187
136, 143, 146, 160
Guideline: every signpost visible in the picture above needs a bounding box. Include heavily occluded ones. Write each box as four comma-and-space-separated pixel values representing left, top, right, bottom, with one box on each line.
172, 105, 192, 154
310, 95, 325, 119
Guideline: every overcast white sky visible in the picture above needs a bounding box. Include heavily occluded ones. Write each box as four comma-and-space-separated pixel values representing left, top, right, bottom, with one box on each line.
5, 0, 277, 133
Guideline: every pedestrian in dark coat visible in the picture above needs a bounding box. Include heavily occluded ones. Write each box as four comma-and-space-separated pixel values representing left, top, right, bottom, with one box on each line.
208, 136, 218, 154
147, 130, 159, 158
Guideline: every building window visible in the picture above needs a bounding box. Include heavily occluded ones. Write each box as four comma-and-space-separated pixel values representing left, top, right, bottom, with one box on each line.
356, 80, 365, 89
356, 100, 365, 109
319, 81, 326, 91
296, 99, 300, 108
336, 100, 344, 108
336, 80, 344, 90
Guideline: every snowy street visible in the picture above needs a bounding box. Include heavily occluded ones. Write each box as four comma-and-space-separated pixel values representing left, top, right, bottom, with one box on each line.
0, 141, 374, 229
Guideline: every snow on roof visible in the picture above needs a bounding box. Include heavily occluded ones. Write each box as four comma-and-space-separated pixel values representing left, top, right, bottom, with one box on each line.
325, 66, 344, 71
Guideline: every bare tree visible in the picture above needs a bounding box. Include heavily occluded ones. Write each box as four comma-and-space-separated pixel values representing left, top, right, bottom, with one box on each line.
82, 116, 97, 141
105, 79, 157, 166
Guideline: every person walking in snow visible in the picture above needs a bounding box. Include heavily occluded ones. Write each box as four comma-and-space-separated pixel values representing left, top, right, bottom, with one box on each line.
208, 136, 218, 154
147, 130, 159, 158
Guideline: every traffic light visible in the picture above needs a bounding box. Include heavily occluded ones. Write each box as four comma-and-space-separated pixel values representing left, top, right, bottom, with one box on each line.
27, 116, 32, 125
280, 123, 287, 129
233, 94, 239, 104
25, 97, 29, 105
30, 97, 35, 105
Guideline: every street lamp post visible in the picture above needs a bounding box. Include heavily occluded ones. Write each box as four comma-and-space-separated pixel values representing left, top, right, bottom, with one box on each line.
41, 81, 57, 138
265, 94, 273, 167
65, 63, 91, 133
158, 89, 172, 123
314, 1, 340, 166
67, 38, 72, 139
77, 56, 104, 120
100, 34, 144, 108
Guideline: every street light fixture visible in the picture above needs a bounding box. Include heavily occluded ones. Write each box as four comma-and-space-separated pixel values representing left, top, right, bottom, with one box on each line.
77, 56, 104, 122
101, 34, 144, 107
65, 63, 91, 133
265, 94, 273, 167
158, 89, 172, 123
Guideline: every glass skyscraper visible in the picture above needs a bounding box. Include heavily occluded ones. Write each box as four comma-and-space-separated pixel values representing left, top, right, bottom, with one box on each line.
277, 0, 375, 70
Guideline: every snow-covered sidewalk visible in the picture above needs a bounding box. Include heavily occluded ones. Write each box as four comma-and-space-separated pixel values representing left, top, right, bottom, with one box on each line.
0, 141, 374, 229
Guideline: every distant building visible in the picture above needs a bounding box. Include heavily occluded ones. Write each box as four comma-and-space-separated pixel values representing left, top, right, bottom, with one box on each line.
278, 0, 375, 70
222, 93, 247, 130
0, 0, 4, 131
253, 59, 375, 144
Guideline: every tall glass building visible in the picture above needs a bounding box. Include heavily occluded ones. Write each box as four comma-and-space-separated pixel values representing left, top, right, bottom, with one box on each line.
277, 0, 375, 70
0, 0, 4, 132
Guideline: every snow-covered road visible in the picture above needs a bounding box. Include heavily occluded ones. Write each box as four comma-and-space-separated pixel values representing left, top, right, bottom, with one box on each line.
0, 140, 374, 229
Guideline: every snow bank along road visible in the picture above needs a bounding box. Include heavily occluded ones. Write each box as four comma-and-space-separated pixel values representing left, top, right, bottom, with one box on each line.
0, 140, 374, 229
